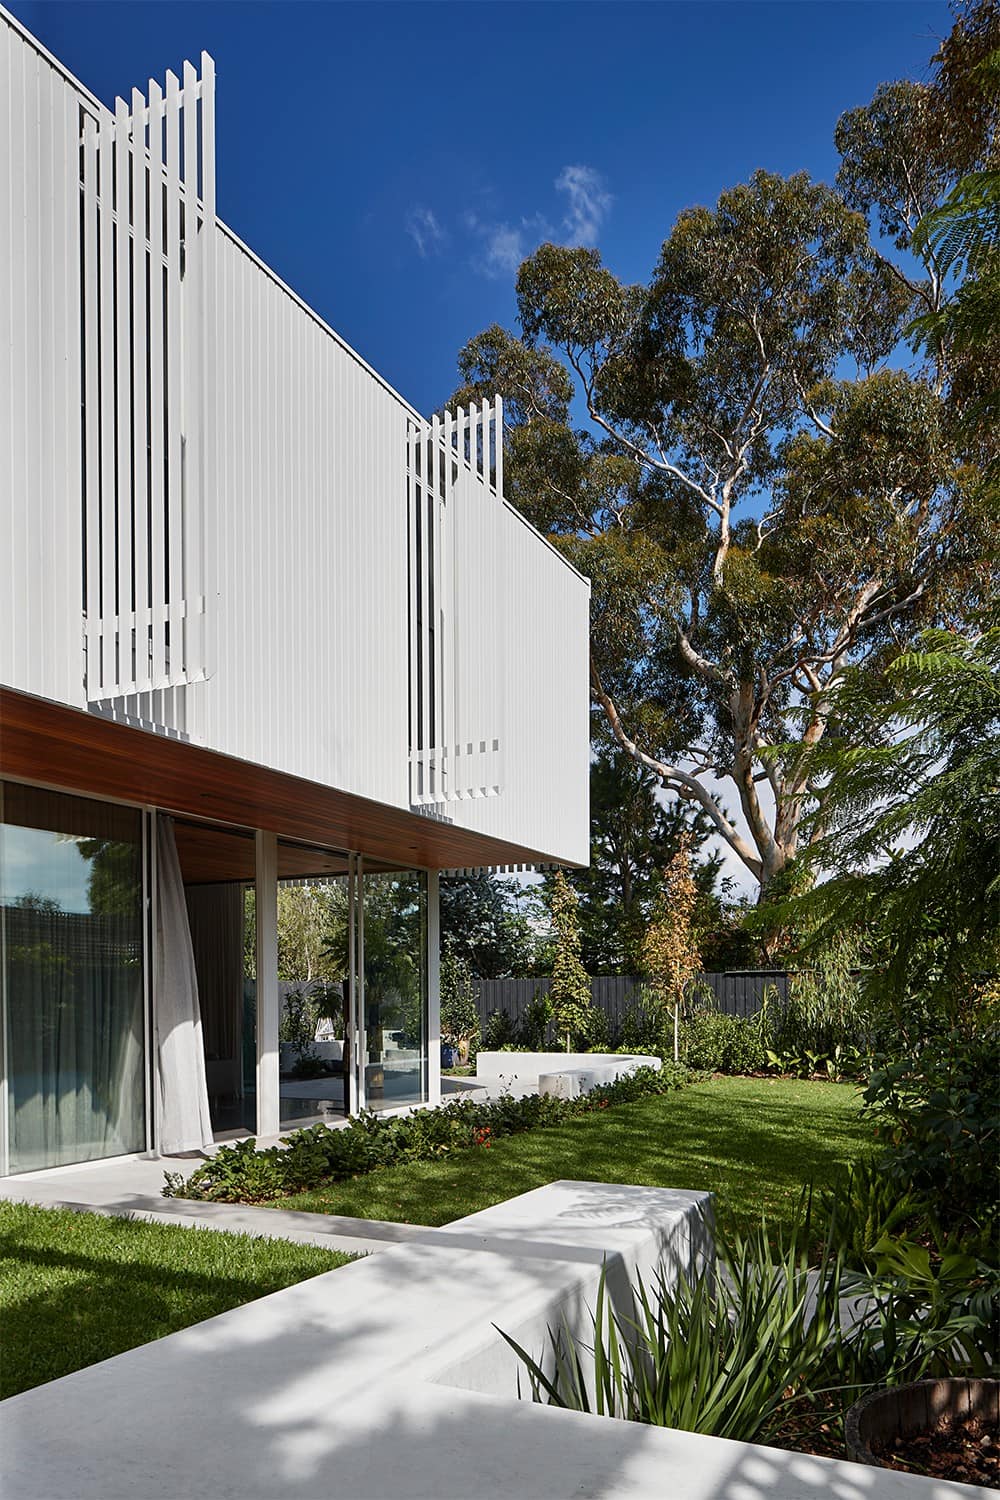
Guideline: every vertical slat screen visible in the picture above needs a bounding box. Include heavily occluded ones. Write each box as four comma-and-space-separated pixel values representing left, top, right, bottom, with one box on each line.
407, 398, 505, 806
80, 53, 215, 703
147, 77, 166, 687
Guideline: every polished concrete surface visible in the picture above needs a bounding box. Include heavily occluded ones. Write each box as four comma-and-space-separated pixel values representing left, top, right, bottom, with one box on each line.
1, 1179, 985, 1500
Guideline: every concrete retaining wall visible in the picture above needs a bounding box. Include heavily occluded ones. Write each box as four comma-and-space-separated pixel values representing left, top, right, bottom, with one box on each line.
475, 1051, 660, 1095
0, 1179, 982, 1499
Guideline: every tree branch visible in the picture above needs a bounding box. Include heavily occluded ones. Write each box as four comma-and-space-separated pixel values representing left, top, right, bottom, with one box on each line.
591, 656, 764, 879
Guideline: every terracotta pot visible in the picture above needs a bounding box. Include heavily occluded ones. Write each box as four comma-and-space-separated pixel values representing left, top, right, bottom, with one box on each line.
845, 1378, 999, 1467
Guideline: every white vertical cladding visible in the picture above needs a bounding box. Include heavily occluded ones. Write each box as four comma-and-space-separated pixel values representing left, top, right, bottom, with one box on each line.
446, 503, 592, 867
0, 21, 85, 707
0, 11, 588, 865
189, 230, 412, 810
80, 55, 215, 705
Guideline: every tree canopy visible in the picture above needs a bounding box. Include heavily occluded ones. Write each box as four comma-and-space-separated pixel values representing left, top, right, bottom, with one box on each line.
447, 3, 998, 904
554, 746, 723, 974
439, 873, 538, 978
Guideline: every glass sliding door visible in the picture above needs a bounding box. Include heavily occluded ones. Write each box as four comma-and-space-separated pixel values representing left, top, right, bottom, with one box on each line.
362, 869, 427, 1111
168, 818, 262, 1139
276, 846, 351, 1130
0, 782, 146, 1173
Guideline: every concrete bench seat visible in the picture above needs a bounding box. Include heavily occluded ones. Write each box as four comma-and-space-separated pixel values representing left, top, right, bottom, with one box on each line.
0, 1178, 980, 1498
476, 1051, 660, 1099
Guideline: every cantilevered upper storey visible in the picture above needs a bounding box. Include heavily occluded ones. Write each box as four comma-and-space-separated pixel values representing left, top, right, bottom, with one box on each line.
0, 16, 590, 869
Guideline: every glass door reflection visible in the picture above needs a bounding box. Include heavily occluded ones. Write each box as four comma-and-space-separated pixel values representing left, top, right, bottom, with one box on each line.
362, 868, 427, 1111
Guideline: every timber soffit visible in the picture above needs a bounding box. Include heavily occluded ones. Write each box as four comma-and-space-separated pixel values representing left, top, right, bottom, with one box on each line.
0, 689, 580, 871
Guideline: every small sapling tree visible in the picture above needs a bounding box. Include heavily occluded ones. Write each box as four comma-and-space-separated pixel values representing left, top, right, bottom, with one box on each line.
642, 836, 701, 1063
549, 872, 595, 1051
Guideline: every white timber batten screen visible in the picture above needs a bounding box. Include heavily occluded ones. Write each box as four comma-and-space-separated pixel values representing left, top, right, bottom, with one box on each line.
408, 399, 505, 807
80, 55, 217, 705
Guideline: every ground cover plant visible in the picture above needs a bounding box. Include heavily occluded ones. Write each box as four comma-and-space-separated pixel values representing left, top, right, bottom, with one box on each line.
0, 1202, 354, 1398
272, 1078, 866, 1242
165, 1063, 691, 1205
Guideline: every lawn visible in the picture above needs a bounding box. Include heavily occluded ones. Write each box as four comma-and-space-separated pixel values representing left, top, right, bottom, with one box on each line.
0, 1202, 354, 1399
278, 1076, 869, 1237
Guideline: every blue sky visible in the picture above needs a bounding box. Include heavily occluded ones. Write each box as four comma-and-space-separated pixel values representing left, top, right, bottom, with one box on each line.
13, 0, 949, 417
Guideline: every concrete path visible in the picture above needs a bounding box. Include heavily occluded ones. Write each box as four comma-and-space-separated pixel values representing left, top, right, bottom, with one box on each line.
0, 1152, 421, 1255
1, 1179, 984, 1500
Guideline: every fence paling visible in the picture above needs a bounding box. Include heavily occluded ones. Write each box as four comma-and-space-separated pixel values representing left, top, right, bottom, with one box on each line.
472, 973, 792, 1033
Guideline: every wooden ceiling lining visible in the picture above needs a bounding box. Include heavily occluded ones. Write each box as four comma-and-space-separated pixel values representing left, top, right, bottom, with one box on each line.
0, 688, 558, 872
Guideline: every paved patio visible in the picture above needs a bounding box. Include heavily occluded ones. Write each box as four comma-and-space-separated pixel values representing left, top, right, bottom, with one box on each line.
1, 1179, 982, 1500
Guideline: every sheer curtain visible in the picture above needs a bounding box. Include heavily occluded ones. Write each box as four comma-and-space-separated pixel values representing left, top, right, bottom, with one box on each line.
154, 816, 214, 1153
1, 783, 145, 1173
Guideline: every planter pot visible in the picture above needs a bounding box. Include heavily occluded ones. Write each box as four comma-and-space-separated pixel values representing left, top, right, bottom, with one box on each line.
441, 1044, 459, 1069
845, 1378, 999, 1471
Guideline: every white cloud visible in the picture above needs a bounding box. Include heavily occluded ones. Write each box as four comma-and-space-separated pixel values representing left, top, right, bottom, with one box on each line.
405, 205, 447, 258
556, 164, 612, 245
465, 210, 552, 279
459, 166, 611, 281
480, 222, 525, 277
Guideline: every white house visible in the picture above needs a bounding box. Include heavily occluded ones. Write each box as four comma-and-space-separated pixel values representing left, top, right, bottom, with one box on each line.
0, 8, 590, 1176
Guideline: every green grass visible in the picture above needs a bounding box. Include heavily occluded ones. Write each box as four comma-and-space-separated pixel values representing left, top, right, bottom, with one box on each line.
0, 1202, 354, 1399
278, 1077, 869, 1237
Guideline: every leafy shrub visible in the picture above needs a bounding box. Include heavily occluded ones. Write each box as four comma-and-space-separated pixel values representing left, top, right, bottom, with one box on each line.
618, 994, 671, 1057
502, 1215, 849, 1444
549, 873, 597, 1049
584, 1005, 611, 1051
481, 1009, 517, 1050
520, 991, 554, 1050
681, 1009, 766, 1074
289, 1053, 339, 1081
817, 1156, 926, 1269
855, 1233, 999, 1384
502, 1193, 997, 1455
164, 1063, 691, 1204
767, 936, 875, 1059
862, 1022, 999, 1242
440, 948, 480, 1047
279, 986, 321, 1050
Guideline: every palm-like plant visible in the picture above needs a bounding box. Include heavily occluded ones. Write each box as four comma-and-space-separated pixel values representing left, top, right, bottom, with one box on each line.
787, 625, 1000, 1027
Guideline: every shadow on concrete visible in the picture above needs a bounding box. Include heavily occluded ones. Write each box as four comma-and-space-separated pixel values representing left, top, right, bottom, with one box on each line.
0, 1182, 970, 1500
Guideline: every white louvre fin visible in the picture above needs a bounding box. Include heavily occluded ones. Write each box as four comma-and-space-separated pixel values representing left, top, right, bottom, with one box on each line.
81, 55, 216, 703
408, 397, 505, 806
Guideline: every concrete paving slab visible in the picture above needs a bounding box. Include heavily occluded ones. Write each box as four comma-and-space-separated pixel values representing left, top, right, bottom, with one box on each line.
1, 1179, 985, 1500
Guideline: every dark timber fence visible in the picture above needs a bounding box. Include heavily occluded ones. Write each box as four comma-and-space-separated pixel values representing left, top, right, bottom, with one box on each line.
473, 972, 794, 1038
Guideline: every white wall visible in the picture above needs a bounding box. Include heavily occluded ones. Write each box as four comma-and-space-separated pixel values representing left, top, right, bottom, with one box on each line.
448, 503, 591, 866
0, 10, 590, 868
178, 229, 590, 864
182, 228, 414, 813
0, 21, 86, 709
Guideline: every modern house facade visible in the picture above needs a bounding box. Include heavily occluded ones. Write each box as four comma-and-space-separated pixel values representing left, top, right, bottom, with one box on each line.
0, 9, 590, 1175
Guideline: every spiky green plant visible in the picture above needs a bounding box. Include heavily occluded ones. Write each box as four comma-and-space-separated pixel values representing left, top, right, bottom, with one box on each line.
498, 1215, 847, 1445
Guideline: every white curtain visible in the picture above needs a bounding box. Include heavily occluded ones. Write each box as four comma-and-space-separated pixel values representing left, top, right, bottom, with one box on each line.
1, 783, 146, 1172
155, 816, 214, 1153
